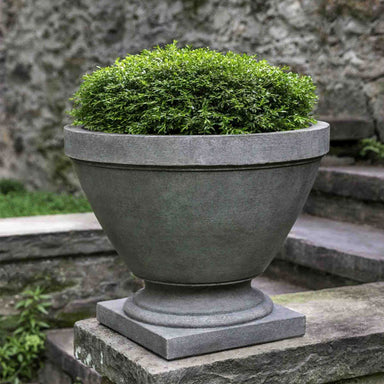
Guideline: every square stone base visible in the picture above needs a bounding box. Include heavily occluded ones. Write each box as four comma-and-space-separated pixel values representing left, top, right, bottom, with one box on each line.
96, 298, 305, 360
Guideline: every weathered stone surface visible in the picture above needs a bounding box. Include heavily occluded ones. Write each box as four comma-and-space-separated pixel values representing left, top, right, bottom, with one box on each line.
279, 214, 384, 282
65, 123, 329, 166
42, 328, 112, 384
333, 373, 384, 384
74, 283, 384, 384
0, 213, 141, 326
320, 117, 375, 141
312, 166, 384, 204
305, 166, 384, 229
305, 192, 384, 230
0, 254, 142, 328
39, 361, 72, 384
321, 155, 355, 167
0, 213, 141, 328
264, 259, 358, 292
37, 274, 326, 383
1, 0, 384, 190
0, 213, 113, 262
364, 78, 384, 141
66, 124, 327, 287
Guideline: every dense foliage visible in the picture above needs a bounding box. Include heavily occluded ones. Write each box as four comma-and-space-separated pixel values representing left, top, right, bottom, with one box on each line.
69, 42, 317, 135
0, 179, 26, 195
0, 179, 91, 218
0, 288, 51, 384
360, 138, 384, 161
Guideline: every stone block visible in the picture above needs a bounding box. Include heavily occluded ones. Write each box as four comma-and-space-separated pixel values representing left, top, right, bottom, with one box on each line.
44, 329, 112, 384
74, 283, 384, 384
319, 117, 375, 141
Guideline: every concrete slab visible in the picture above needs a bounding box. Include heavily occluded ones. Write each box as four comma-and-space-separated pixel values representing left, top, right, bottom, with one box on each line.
74, 283, 384, 384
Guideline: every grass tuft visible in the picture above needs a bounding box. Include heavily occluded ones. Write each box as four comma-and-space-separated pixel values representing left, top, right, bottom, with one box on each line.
0, 180, 91, 218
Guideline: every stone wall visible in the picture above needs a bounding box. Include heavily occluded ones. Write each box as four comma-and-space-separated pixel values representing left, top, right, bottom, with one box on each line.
0, 213, 142, 330
1, 0, 384, 190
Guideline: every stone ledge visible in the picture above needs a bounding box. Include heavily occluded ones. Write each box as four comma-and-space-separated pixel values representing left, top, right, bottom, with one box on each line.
320, 117, 375, 141
305, 192, 384, 230
279, 215, 384, 282
305, 166, 384, 229
313, 166, 384, 204
0, 213, 113, 262
2, 212, 379, 284
74, 283, 384, 384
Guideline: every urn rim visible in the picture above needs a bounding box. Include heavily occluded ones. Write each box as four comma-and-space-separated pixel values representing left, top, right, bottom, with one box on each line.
64, 121, 329, 167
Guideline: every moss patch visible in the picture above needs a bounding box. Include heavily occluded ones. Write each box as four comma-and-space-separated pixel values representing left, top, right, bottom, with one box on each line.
53, 310, 96, 328
318, 0, 380, 20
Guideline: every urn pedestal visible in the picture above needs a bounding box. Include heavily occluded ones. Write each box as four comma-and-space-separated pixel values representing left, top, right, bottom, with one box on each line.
65, 122, 329, 359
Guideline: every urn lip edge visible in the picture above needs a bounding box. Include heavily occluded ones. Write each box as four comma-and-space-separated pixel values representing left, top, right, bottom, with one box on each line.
64, 121, 330, 166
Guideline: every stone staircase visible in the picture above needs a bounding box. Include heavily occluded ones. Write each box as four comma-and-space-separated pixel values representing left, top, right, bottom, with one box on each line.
280, 214, 384, 282
305, 165, 384, 230
2, 162, 384, 383
279, 164, 384, 284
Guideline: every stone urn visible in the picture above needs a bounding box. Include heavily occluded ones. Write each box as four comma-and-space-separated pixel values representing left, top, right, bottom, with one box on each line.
65, 121, 329, 359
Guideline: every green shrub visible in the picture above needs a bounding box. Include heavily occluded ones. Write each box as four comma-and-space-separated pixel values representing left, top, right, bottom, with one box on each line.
69, 42, 317, 135
360, 138, 384, 161
0, 287, 51, 384
0, 179, 26, 195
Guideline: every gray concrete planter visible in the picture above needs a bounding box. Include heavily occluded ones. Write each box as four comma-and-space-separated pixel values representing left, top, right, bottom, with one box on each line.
65, 121, 329, 359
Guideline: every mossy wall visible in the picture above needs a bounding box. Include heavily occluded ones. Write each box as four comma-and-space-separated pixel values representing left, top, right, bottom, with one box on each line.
1, 0, 384, 190
0, 254, 142, 331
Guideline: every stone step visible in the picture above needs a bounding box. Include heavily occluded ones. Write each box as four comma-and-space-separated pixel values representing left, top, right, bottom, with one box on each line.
305, 165, 384, 229
43, 284, 384, 384
39, 273, 319, 384
279, 214, 384, 283
0, 212, 376, 329
319, 116, 375, 141
73, 283, 384, 384
40, 328, 111, 384
0, 212, 112, 262
0, 213, 140, 328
